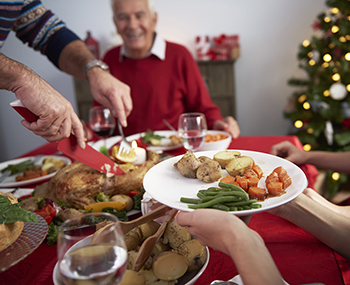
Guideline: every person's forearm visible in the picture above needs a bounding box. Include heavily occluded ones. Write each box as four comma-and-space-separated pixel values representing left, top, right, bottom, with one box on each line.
277, 194, 350, 260
227, 227, 284, 285
303, 151, 350, 174
57, 40, 95, 80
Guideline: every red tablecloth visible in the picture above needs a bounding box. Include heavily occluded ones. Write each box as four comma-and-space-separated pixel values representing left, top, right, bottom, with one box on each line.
0, 135, 348, 285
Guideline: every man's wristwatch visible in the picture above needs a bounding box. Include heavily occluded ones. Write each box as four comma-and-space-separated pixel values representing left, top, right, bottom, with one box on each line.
84, 59, 109, 79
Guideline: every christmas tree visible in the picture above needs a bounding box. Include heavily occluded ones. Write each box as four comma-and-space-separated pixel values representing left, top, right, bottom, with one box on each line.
285, 0, 350, 197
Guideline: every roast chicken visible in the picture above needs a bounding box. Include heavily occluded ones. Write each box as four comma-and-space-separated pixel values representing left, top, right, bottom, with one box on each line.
44, 152, 159, 209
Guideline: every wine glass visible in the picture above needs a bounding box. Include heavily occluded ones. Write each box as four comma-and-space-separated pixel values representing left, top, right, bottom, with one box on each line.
89, 106, 116, 146
178, 112, 207, 151
57, 212, 127, 285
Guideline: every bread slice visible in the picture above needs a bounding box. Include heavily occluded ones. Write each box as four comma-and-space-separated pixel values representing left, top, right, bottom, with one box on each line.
0, 191, 24, 252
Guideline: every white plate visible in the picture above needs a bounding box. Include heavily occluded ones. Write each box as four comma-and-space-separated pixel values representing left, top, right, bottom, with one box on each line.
88, 136, 121, 151
227, 274, 289, 285
143, 150, 307, 216
0, 156, 71, 188
126, 130, 182, 152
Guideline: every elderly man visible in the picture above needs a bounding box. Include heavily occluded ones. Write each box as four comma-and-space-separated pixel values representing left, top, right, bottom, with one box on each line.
0, 0, 132, 148
96, 0, 240, 138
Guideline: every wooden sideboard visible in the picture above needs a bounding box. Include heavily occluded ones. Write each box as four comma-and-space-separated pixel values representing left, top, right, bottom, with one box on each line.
197, 60, 236, 118
73, 60, 236, 122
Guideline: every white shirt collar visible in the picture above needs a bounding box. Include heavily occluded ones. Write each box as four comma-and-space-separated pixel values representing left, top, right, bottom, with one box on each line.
120, 33, 166, 61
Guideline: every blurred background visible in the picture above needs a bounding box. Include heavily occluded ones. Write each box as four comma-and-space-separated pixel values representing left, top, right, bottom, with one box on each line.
0, 0, 326, 161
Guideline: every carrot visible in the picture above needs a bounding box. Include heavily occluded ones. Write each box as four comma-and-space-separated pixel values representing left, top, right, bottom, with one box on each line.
265, 172, 279, 183
252, 165, 263, 179
266, 181, 283, 195
246, 176, 259, 188
244, 169, 258, 178
248, 187, 267, 200
273, 166, 287, 177
279, 174, 292, 189
220, 175, 236, 184
236, 176, 248, 191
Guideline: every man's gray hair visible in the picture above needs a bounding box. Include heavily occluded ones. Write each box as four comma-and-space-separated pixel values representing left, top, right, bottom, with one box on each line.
111, 0, 156, 18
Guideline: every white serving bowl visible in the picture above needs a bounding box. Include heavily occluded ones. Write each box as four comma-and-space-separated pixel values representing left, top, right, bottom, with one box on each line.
197, 130, 232, 151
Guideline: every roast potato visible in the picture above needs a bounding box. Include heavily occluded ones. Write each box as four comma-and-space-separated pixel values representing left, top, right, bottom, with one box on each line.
174, 151, 202, 178
178, 239, 207, 271
225, 156, 254, 176
213, 150, 241, 168
196, 159, 222, 183
110, 194, 133, 211
163, 219, 191, 249
125, 227, 143, 251
119, 269, 146, 285
152, 251, 188, 281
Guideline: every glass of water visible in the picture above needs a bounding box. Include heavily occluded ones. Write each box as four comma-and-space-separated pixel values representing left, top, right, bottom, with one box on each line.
178, 112, 207, 151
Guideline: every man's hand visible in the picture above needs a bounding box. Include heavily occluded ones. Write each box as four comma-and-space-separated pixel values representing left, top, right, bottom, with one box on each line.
87, 68, 132, 127
213, 116, 240, 139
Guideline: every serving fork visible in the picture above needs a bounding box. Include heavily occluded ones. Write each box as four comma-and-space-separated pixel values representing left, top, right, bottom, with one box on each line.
117, 119, 132, 156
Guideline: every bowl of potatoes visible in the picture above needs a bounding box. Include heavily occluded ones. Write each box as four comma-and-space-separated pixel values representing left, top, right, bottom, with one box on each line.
198, 130, 232, 151
119, 212, 210, 285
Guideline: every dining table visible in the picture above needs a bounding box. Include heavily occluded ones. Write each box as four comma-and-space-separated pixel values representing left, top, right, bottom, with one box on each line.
0, 135, 349, 285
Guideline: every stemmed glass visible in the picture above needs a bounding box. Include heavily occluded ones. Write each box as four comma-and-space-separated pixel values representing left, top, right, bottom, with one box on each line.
57, 212, 127, 285
178, 112, 207, 151
89, 106, 116, 146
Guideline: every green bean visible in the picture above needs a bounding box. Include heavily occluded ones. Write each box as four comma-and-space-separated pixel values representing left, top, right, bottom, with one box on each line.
188, 196, 242, 209
229, 206, 238, 211
224, 199, 258, 207
196, 192, 205, 199
180, 197, 201, 204
218, 182, 246, 193
237, 206, 244, 211
242, 205, 251, 210
201, 195, 242, 203
250, 203, 262, 209
200, 191, 249, 202
211, 204, 230, 211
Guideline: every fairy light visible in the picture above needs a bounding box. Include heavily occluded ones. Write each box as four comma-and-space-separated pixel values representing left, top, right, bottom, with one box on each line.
303, 102, 311, 110
347, 84, 350, 92
309, 59, 316, 66
298, 94, 307, 103
329, 43, 335, 49
307, 128, 314, 134
323, 90, 330, 97
332, 172, 340, 181
332, 73, 340, 81
340, 36, 346, 43
294, 120, 303, 128
345, 52, 350, 61
324, 16, 331, 22
322, 62, 329, 68
346, 35, 350, 40
323, 54, 332, 62
308, 52, 313, 58
302, 40, 310, 47
303, 144, 311, 151
332, 25, 340, 33
331, 7, 339, 14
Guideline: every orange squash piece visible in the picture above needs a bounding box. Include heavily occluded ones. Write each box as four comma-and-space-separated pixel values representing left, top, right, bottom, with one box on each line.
248, 187, 267, 200
220, 175, 236, 184
265, 172, 279, 183
266, 181, 283, 196
279, 174, 292, 190
244, 169, 258, 178
246, 176, 259, 188
236, 176, 248, 191
252, 165, 263, 179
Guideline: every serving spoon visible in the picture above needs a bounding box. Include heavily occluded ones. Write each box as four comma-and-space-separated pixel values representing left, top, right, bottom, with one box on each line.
132, 208, 177, 272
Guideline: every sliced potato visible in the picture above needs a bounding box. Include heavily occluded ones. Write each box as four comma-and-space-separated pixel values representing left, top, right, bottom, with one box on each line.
119, 269, 146, 285
139, 221, 161, 241
213, 150, 241, 168
125, 227, 143, 251
152, 251, 188, 281
110, 194, 134, 211
225, 155, 254, 176
178, 239, 207, 271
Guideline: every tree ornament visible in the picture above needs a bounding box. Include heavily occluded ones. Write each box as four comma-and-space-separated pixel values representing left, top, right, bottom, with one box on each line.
329, 82, 348, 100
311, 50, 320, 63
324, 120, 334, 145
341, 102, 350, 119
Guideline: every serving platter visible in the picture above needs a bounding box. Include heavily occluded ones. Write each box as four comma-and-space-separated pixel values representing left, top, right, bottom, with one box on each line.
0, 213, 48, 272
126, 130, 182, 152
143, 150, 308, 216
0, 155, 71, 188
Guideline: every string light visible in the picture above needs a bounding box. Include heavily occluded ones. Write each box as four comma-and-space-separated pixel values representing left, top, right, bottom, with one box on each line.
347, 84, 350, 92
294, 120, 303, 128
302, 40, 310, 47
324, 16, 331, 22
307, 128, 313, 134
332, 25, 340, 33
332, 172, 340, 181
303, 144, 311, 151
346, 35, 350, 40
322, 62, 329, 68
329, 43, 335, 49
303, 102, 311, 110
345, 52, 350, 61
332, 73, 340, 81
323, 54, 332, 62
331, 7, 339, 14
298, 94, 307, 103
309, 59, 316, 66
323, 90, 330, 97
308, 52, 313, 58
340, 36, 346, 43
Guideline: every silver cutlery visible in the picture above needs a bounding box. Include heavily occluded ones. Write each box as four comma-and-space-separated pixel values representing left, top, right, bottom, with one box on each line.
162, 119, 177, 132
0, 170, 11, 183
117, 119, 132, 155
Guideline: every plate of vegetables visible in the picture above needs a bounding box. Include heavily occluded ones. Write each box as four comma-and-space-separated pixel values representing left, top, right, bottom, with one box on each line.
0, 156, 71, 188
126, 130, 182, 152
143, 150, 308, 216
